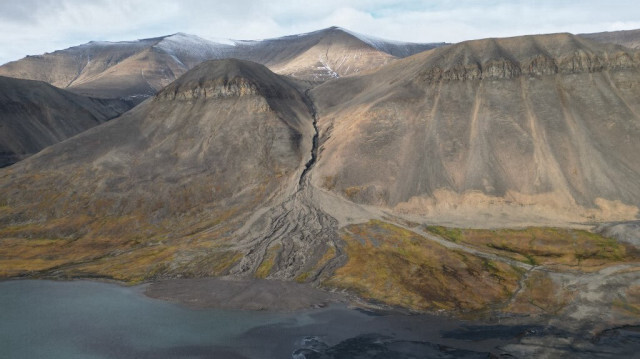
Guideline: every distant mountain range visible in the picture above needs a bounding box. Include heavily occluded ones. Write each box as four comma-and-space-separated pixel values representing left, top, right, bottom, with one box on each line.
0, 27, 445, 101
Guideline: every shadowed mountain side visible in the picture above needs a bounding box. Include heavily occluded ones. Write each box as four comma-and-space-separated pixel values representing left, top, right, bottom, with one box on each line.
0, 59, 316, 280
0, 27, 445, 100
311, 33, 640, 223
0, 76, 132, 167
580, 28, 640, 49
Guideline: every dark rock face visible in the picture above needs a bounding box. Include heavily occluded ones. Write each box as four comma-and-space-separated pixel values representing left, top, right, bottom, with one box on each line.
0, 76, 132, 167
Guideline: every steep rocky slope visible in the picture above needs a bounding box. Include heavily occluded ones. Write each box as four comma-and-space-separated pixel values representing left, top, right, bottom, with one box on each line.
0, 27, 443, 100
0, 76, 131, 167
0, 59, 323, 281
311, 33, 640, 224
580, 28, 640, 49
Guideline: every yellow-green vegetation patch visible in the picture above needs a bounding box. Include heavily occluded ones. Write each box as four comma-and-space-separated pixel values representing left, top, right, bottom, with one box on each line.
295, 272, 311, 283
255, 244, 281, 279
295, 245, 337, 283
425, 226, 463, 242
67, 245, 178, 284
316, 245, 336, 269
425, 226, 636, 270
174, 250, 244, 278
0, 237, 122, 277
325, 220, 522, 312
506, 271, 574, 315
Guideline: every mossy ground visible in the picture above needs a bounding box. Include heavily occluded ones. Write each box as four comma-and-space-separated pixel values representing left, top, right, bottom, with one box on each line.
425, 226, 636, 270
255, 244, 281, 279
325, 220, 523, 312
506, 271, 574, 315
0, 189, 254, 283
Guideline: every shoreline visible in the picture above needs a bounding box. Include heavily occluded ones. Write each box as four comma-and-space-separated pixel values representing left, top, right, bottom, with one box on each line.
5, 277, 640, 357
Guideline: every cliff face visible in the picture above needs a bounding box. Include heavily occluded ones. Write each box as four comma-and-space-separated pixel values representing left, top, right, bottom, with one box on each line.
311, 33, 640, 223
155, 60, 304, 102
416, 34, 640, 82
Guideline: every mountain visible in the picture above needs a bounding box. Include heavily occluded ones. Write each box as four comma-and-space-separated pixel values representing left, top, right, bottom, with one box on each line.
231, 27, 444, 81
0, 59, 318, 280
580, 28, 640, 49
0, 27, 444, 101
0, 34, 235, 102
310, 33, 640, 224
2, 32, 640, 319
0, 76, 132, 167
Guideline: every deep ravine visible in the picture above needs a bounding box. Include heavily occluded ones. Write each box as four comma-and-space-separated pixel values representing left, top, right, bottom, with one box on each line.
299, 89, 320, 187
228, 87, 345, 281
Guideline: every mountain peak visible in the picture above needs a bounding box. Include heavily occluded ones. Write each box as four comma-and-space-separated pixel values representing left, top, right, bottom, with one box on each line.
156, 59, 298, 101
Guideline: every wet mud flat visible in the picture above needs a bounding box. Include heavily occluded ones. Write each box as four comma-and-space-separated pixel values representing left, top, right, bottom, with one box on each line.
143, 277, 347, 311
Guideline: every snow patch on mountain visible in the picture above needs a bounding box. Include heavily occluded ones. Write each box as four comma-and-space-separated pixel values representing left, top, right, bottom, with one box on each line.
154, 33, 236, 63
333, 27, 446, 58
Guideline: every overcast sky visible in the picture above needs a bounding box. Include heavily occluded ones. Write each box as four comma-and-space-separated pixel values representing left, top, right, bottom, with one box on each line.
1, 0, 639, 65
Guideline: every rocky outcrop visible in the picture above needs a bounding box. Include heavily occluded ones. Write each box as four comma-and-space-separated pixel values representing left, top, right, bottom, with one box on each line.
419, 44, 640, 82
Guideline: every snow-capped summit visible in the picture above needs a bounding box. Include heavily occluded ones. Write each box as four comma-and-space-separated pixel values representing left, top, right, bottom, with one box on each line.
0, 27, 447, 100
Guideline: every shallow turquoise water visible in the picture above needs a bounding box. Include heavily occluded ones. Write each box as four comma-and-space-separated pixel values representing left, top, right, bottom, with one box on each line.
0, 280, 323, 358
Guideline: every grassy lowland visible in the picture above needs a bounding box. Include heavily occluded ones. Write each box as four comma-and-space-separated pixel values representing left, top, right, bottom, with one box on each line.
324, 220, 523, 312
425, 226, 637, 270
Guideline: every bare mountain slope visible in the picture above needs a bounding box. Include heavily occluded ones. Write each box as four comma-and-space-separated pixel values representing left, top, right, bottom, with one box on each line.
0, 76, 131, 167
0, 34, 235, 101
311, 33, 640, 224
0, 28, 443, 100
231, 26, 443, 81
580, 28, 640, 49
0, 59, 320, 280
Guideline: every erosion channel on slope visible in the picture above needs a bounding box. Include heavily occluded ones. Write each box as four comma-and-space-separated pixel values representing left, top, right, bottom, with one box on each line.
228, 88, 346, 282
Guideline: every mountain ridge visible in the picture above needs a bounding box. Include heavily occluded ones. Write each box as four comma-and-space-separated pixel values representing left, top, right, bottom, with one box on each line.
0, 75, 132, 167
0, 27, 445, 101
580, 28, 640, 49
